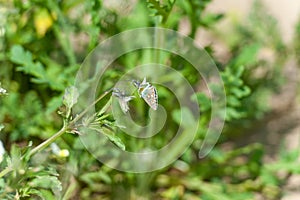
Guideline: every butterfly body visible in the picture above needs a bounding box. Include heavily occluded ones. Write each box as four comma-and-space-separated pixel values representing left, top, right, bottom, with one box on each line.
133, 78, 158, 110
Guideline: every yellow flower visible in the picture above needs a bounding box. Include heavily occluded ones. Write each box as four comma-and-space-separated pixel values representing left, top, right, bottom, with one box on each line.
34, 9, 53, 37
58, 149, 70, 158
51, 143, 70, 158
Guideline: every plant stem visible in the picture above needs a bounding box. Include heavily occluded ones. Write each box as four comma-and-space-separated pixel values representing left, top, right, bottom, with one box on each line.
0, 167, 12, 179
29, 89, 112, 157
28, 126, 67, 157
0, 89, 112, 178
69, 90, 112, 126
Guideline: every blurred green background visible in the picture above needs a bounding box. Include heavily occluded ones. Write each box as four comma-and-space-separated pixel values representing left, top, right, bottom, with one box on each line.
0, 0, 300, 199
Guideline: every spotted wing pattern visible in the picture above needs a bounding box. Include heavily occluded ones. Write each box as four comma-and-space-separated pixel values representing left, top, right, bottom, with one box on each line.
133, 77, 158, 110
141, 84, 158, 110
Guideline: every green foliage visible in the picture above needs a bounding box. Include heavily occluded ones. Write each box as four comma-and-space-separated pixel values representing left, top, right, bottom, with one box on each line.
0, 90, 55, 141
10, 45, 68, 91
266, 145, 300, 175
176, 0, 224, 37
0, 144, 61, 199
62, 86, 79, 121
222, 65, 251, 120
146, 0, 176, 23
0, 0, 297, 199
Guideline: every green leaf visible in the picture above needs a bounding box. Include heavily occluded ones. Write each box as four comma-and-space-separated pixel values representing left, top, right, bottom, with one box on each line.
29, 175, 62, 193
233, 43, 261, 67
147, 0, 175, 23
260, 169, 279, 185
101, 127, 125, 151
9, 144, 22, 170
226, 107, 245, 120
106, 134, 125, 151
10, 45, 33, 66
227, 96, 241, 107
10, 45, 48, 84
46, 95, 63, 114
236, 65, 245, 78
97, 97, 112, 117
31, 189, 56, 200
193, 93, 211, 112
231, 86, 251, 98
63, 86, 79, 110
80, 170, 112, 185
9, 45, 71, 91
0, 178, 5, 188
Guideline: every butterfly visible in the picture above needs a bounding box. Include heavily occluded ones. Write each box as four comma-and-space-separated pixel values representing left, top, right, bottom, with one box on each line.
112, 88, 135, 113
132, 78, 158, 110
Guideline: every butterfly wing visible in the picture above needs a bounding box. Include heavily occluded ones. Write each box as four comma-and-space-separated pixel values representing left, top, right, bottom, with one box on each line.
118, 98, 129, 113
113, 88, 135, 113
141, 84, 158, 110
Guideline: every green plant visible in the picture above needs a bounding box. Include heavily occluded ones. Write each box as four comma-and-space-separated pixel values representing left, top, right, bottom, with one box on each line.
0, 0, 298, 199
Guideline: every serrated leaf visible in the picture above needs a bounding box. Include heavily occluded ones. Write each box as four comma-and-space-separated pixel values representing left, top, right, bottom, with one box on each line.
10, 45, 33, 66
10, 45, 49, 85
147, 0, 173, 22
17, 63, 47, 83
